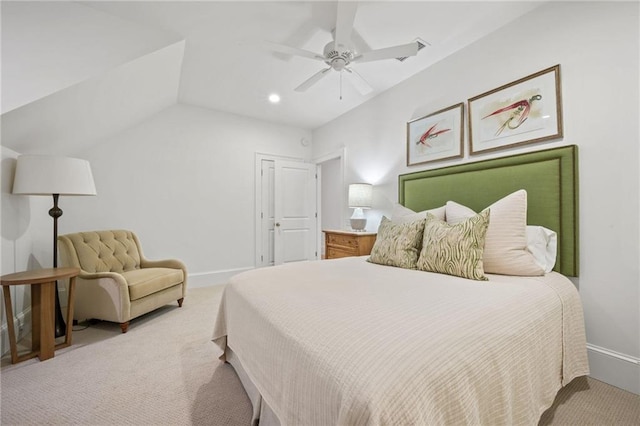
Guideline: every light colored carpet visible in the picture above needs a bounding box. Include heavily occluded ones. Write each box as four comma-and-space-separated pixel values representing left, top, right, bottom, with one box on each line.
1, 286, 251, 425
1, 285, 638, 425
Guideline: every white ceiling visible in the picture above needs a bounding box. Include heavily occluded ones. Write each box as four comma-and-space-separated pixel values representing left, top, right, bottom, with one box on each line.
82, 1, 542, 130
1, 1, 543, 156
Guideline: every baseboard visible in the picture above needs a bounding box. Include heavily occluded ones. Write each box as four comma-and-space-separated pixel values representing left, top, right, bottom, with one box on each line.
187, 267, 254, 288
587, 343, 640, 394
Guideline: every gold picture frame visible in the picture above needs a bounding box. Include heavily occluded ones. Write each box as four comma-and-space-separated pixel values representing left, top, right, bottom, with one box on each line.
406, 102, 464, 166
468, 64, 563, 155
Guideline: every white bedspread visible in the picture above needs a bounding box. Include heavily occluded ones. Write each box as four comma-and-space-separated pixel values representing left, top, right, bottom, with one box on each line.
212, 257, 589, 425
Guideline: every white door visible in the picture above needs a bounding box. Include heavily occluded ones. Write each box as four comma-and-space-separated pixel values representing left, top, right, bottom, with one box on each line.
274, 159, 317, 265
257, 158, 318, 266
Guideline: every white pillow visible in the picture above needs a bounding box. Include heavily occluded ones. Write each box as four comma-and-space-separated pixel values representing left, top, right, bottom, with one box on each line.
445, 190, 544, 276
526, 225, 558, 273
391, 203, 446, 224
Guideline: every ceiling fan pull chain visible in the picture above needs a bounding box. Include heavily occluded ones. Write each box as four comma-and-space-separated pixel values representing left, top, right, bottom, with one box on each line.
340, 71, 343, 100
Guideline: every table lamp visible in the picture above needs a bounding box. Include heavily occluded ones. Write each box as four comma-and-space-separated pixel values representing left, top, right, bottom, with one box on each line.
348, 183, 372, 231
12, 155, 97, 338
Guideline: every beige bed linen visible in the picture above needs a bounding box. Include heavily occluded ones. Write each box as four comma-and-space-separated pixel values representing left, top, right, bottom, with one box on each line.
212, 256, 589, 426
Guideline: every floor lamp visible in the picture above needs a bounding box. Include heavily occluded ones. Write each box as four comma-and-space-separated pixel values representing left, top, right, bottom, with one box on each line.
12, 155, 97, 338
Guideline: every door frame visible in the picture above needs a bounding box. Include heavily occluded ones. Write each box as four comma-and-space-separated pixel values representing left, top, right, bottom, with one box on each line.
313, 148, 347, 258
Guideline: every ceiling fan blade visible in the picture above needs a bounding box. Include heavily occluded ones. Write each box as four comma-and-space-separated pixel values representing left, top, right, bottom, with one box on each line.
260, 40, 325, 62
354, 42, 419, 63
350, 28, 371, 55
295, 68, 332, 92
334, 1, 358, 49
345, 68, 373, 95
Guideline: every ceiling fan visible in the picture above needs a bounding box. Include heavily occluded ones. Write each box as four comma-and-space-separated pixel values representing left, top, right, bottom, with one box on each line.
262, 1, 420, 97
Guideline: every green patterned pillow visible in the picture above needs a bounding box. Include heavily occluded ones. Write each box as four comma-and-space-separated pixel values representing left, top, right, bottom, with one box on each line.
367, 216, 425, 269
417, 211, 490, 281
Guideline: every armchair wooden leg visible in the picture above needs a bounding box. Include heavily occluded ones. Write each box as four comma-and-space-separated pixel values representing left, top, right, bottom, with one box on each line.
120, 322, 130, 333
177, 298, 184, 307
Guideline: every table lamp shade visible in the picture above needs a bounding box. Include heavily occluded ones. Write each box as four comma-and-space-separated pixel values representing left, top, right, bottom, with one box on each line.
348, 183, 372, 231
348, 183, 373, 209
12, 155, 97, 196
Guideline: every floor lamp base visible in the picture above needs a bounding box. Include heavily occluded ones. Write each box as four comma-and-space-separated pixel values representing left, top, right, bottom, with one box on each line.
50, 193, 66, 338
54, 282, 66, 338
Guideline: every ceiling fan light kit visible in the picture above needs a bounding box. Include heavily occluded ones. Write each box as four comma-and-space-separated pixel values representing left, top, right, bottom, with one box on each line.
323, 42, 353, 71
262, 2, 424, 98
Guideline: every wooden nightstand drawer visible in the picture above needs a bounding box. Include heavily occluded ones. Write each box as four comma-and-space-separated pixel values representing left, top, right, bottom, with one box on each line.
327, 233, 360, 249
326, 247, 356, 259
323, 230, 377, 260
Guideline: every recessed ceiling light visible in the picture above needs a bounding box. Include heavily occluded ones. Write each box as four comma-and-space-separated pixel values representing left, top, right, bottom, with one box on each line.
268, 93, 281, 104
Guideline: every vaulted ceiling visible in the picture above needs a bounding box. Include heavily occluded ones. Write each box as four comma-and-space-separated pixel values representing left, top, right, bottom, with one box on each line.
1, 1, 542, 156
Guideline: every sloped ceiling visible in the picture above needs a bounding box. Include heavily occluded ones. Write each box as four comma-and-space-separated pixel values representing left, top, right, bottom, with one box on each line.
2, 41, 185, 156
1, 1, 184, 155
1, 0, 183, 114
1, 1, 543, 155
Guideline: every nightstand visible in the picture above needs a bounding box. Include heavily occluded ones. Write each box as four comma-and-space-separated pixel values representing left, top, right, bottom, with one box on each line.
323, 229, 377, 259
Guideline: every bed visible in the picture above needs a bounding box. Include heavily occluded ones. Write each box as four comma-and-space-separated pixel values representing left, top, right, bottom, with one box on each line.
213, 145, 589, 425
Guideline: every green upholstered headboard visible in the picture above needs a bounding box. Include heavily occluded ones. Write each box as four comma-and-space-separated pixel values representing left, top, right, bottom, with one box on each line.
398, 145, 579, 276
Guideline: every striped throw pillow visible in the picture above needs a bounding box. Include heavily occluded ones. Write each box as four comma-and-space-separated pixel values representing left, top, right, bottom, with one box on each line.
417, 211, 490, 281
367, 216, 425, 269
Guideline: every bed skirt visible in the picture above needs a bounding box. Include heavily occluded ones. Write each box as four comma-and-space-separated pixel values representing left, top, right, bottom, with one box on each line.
227, 346, 281, 426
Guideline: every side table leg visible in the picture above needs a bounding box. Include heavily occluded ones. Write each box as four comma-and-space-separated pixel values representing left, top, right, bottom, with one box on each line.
64, 277, 76, 347
38, 281, 55, 361
32, 284, 41, 352
2, 286, 18, 364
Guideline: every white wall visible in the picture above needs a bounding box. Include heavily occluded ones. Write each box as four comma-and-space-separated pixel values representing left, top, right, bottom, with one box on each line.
312, 2, 639, 394
59, 103, 312, 286
320, 157, 343, 254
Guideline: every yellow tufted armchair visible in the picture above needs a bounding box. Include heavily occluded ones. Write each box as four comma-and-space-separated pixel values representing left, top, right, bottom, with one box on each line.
58, 230, 187, 333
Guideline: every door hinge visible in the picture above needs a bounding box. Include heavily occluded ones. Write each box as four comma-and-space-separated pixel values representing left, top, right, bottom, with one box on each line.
261, 212, 263, 219
261, 255, 263, 262
315, 251, 318, 257
315, 212, 318, 218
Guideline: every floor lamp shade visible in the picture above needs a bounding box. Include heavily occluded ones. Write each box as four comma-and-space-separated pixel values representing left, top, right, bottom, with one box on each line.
12, 155, 96, 338
348, 183, 372, 231
12, 155, 97, 196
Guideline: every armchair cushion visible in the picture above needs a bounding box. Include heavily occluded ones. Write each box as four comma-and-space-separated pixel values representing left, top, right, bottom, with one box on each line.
123, 268, 184, 301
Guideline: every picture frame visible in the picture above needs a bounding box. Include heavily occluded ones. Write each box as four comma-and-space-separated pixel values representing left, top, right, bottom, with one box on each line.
407, 102, 464, 166
468, 64, 563, 155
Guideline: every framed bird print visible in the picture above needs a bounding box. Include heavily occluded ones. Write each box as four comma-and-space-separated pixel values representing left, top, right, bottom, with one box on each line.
406, 102, 464, 166
468, 64, 563, 155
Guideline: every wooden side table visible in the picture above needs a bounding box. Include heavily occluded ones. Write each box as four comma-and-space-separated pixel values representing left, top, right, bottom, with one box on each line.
1, 267, 80, 364
323, 229, 377, 259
